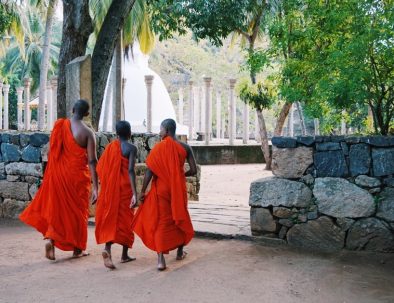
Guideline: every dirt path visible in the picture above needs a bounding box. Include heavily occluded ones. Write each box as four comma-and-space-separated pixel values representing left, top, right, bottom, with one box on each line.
1, 221, 393, 303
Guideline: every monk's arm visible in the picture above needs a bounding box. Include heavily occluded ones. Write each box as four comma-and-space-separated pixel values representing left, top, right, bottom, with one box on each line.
128, 146, 138, 206
185, 145, 197, 177
139, 168, 154, 201
87, 132, 99, 202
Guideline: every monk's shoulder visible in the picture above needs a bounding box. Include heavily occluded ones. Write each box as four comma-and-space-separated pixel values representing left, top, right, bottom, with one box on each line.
121, 141, 137, 157
177, 141, 191, 155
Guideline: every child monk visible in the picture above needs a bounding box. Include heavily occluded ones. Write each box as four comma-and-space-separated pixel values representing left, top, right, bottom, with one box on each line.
95, 121, 138, 269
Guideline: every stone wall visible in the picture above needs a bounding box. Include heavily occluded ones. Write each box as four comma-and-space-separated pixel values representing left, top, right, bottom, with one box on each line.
250, 135, 394, 253
0, 131, 200, 219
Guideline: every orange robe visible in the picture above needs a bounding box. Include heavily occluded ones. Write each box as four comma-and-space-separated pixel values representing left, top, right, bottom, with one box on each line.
132, 136, 194, 253
95, 140, 134, 248
20, 119, 91, 251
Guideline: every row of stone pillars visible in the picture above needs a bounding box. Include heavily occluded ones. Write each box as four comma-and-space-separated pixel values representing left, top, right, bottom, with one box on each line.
0, 77, 58, 131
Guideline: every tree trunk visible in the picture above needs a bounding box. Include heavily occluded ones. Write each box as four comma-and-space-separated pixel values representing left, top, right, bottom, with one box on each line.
274, 102, 292, 136
38, 0, 58, 130
257, 109, 271, 170
295, 101, 306, 135
91, 0, 136, 130
57, 0, 92, 118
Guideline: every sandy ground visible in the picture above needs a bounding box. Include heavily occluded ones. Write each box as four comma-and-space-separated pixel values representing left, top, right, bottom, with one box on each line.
1, 221, 394, 303
197, 164, 272, 206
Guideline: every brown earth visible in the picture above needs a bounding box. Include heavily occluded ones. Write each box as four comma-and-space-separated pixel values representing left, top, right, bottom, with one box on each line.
1, 220, 393, 303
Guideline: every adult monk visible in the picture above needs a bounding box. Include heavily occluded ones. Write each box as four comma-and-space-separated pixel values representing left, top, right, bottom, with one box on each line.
95, 121, 138, 270
20, 99, 98, 260
132, 118, 197, 271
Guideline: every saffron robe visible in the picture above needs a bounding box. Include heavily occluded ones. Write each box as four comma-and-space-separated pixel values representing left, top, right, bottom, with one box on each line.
95, 140, 134, 247
20, 119, 91, 251
132, 136, 194, 253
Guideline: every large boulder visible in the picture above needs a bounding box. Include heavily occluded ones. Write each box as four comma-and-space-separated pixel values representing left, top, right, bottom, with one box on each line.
313, 178, 375, 218
1, 199, 28, 219
287, 216, 345, 252
272, 146, 313, 179
22, 145, 42, 163
1, 143, 21, 162
271, 137, 297, 148
249, 177, 312, 208
376, 188, 394, 223
30, 133, 49, 147
314, 150, 348, 177
372, 148, 394, 177
354, 175, 381, 188
250, 208, 277, 233
346, 218, 394, 252
0, 181, 30, 201
5, 162, 43, 177
349, 144, 371, 176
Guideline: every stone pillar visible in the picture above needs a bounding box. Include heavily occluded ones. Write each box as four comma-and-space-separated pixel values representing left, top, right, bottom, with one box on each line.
145, 75, 154, 133
288, 103, 294, 137
16, 87, 24, 130
178, 88, 184, 124
24, 78, 32, 130
216, 91, 221, 139
314, 118, 320, 135
51, 77, 58, 125
46, 81, 53, 130
0, 80, 3, 129
242, 102, 249, 144
341, 110, 346, 135
66, 55, 92, 122
203, 77, 212, 145
3, 84, 10, 130
121, 78, 126, 120
193, 87, 200, 132
114, 37, 123, 123
229, 79, 236, 145
188, 81, 194, 140
199, 86, 205, 133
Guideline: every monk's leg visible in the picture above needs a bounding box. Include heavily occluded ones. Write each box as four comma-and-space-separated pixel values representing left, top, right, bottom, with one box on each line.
72, 247, 90, 258
176, 245, 187, 260
120, 245, 136, 263
157, 253, 166, 271
45, 239, 55, 261
102, 242, 116, 269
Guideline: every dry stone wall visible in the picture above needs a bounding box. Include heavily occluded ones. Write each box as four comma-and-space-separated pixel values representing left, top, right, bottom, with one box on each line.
250, 135, 394, 253
0, 131, 200, 219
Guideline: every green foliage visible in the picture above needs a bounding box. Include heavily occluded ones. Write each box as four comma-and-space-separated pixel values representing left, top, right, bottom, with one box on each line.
238, 79, 275, 111
0, 4, 12, 35
242, 48, 271, 79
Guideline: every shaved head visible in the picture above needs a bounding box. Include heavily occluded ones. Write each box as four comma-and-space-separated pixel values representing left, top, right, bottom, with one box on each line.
116, 120, 131, 139
72, 100, 89, 118
161, 119, 176, 136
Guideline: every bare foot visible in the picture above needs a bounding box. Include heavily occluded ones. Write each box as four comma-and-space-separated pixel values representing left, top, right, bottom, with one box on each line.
120, 256, 136, 263
102, 251, 116, 269
176, 251, 188, 261
157, 253, 166, 271
72, 248, 90, 258
45, 242, 55, 261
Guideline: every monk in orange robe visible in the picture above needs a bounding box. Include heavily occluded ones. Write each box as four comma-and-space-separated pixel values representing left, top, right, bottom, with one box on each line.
20, 100, 99, 260
95, 121, 138, 269
132, 118, 197, 270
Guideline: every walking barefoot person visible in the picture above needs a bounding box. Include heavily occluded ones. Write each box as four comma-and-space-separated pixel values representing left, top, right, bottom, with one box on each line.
132, 119, 196, 271
95, 121, 138, 269
20, 100, 99, 260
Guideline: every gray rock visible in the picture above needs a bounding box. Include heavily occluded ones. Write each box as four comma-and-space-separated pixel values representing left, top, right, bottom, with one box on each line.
41, 143, 49, 162
25, 176, 40, 184
330, 136, 345, 142
10, 134, 20, 145
316, 142, 341, 151
314, 151, 348, 177
336, 218, 355, 231
298, 214, 308, 223
278, 226, 288, 239
372, 148, 394, 177
369, 188, 381, 194
20, 134, 30, 147
296, 136, 315, 147
349, 144, 371, 176
249, 177, 312, 208
1, 143, 21, 162
271, 137, 297, 148
314, 136, 325, 143
22, 145, 41, 163
30, 133, 49, 147
272, 146, 313, 179
1, 133, 10, 143
287, 216, 345, 252
376, 188, 394, 223
313, 178, 375, 218
250, 208, 277, 233
279, 219, 294, 228
99, 133, 109, 149
273, 207, 293, 218
354, 175, 381, 188
29, 183, 39, 199
5, 162, 43, 177
6, 175, 20, 182
345, 136, 361, 144
346, 218, 394, 252
307, 211, 318, 220
361, 136, 394, 147
300, 174, 314, 186
147, 135, 160, 149
0, 181, 30, 200
2, 199, 28, 219
384, 177, 394, 187
341, 142, 349, 156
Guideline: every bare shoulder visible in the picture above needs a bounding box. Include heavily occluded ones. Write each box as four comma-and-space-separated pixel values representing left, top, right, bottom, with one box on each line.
178, 140, 192, 154
124, 141, 137, 154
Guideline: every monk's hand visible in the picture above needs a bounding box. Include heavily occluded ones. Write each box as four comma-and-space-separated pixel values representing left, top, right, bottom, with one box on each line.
138, 192, 146, 203
130, 194, 138, 208
91, 188, 98, 205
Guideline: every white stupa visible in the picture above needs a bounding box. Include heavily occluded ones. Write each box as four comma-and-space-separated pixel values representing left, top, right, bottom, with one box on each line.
99, 41, 187, 135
